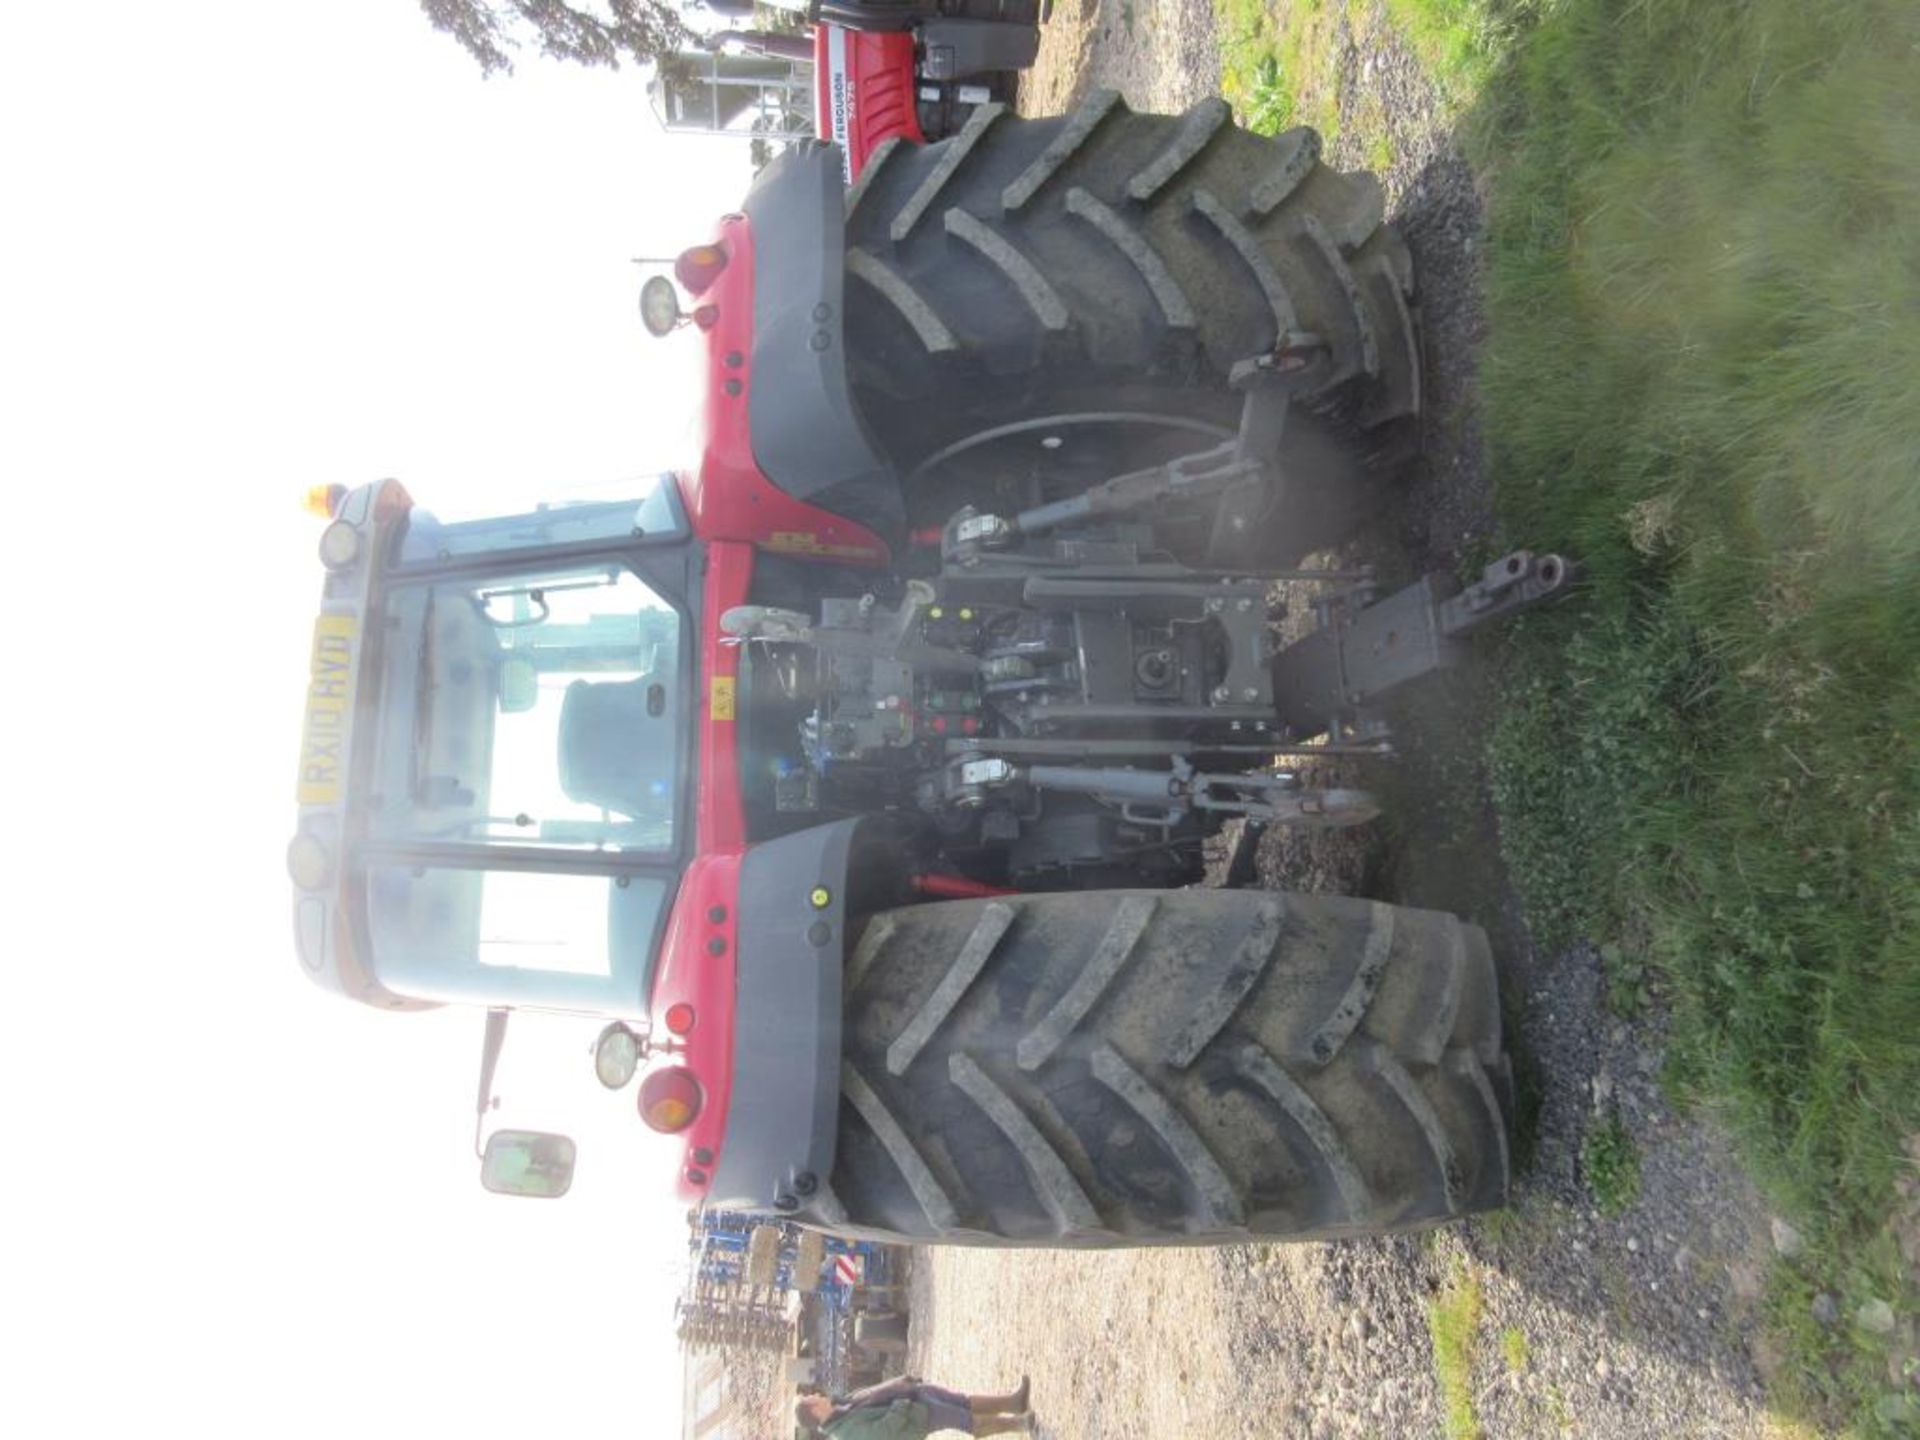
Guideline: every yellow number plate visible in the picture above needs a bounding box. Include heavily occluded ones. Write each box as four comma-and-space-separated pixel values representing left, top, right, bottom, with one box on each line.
710, 675, 736, 722
297, 613, 357, 805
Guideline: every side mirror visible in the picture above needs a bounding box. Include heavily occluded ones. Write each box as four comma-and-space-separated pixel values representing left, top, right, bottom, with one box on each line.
480, 1130, 578, 1199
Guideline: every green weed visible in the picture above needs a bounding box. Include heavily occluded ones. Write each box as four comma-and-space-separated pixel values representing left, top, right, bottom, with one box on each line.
1214, 0, 1339, 141
1582, 1110, 1642, 1217
1543, 1384, 1572, 1433
1366, 128, 1395, 172
1379, 0, 1543, 102
1500, 1325, 1530, 1374
1428, 1261, 1485, 1440
1245, 53, 1295, 136
1598, 942, 1652, 1018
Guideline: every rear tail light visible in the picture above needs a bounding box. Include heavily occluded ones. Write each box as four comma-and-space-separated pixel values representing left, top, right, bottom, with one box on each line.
674, 243, 728, 294
638, 1066, 703, 1133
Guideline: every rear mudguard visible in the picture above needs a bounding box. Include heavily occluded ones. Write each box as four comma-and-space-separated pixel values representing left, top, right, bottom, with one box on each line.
702, 815, 915, 1211
738, 145, 906, 549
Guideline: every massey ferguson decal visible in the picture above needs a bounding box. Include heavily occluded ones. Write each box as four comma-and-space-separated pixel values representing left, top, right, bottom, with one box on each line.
826, 26, 854, 182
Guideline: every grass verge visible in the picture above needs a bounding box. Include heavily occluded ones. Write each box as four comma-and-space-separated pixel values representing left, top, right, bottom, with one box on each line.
1376, 0, 1535, 100
1465, 0, 1920, 1427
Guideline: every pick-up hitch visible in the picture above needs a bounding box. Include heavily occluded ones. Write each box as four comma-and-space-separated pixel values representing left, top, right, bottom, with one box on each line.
1270, 549, 1575, 738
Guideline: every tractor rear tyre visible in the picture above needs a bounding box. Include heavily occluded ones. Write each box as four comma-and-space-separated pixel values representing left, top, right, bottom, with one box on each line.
842, 98, 1421, 554
801, 889, 1510, 1245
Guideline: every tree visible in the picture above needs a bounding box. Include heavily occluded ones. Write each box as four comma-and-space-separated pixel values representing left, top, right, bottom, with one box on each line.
419, 0, 692, 75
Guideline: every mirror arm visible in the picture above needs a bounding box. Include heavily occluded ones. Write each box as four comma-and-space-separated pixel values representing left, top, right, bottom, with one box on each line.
475, 1008, 509, 1160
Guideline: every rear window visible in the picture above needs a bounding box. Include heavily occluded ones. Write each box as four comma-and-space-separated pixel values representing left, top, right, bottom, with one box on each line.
368, 563, 683, 853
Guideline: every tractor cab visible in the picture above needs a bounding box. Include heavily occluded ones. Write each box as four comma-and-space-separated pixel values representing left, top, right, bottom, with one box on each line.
290, 475, 707, 1150
294, 443, 877, 1217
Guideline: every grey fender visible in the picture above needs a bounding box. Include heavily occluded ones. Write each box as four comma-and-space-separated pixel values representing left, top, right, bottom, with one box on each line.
705, 815, 914, 1212
743, 145, 905, 545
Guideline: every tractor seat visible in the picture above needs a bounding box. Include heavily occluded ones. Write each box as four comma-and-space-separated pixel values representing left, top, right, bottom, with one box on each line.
556, 677, 671, 820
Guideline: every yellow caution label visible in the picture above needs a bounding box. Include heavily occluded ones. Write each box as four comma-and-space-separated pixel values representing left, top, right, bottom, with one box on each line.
710, 675, 736, 722
764, 530, 880, 560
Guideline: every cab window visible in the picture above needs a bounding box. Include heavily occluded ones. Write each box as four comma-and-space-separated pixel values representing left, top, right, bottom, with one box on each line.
371, 563, 682, 852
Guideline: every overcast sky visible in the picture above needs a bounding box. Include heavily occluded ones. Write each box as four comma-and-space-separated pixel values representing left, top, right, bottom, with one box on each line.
2, 4, 754, 1434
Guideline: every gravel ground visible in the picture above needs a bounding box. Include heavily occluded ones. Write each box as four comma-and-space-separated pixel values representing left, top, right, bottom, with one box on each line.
903, 6, 1787, 1437
1018, 0, 1222, 115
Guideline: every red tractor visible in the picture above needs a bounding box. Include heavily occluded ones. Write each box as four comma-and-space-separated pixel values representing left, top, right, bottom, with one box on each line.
691, 0, 1045, 177
804, 0, 1044, 177
290, 94, 1569, 1247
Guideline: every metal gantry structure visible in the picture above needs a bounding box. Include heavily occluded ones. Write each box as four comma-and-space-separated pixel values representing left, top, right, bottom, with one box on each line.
676, 1209, 799, 1353
675, 1209, 901, 1387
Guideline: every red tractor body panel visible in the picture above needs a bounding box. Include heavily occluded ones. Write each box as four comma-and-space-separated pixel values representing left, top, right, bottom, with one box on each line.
651, 850, 742, 1198
693, 539, 755, 862
678, 215, 891, 565
654, 201, 899, 1199
814, 26, 925, 182
645, 538, 753, 1200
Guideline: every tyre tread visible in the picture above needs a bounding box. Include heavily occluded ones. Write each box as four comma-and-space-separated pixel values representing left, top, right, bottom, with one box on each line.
942, 208, 1071, 332
888, 102, 1006, 243
846, 248, 958, 354
1002, 88, 1123, 212
1125, 97, 1230, 203
1090, 1042, 1245, 1229
817, 890, 1508, 1246
1064, 186, 1196, 331
949, 1051, 1103, 1233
